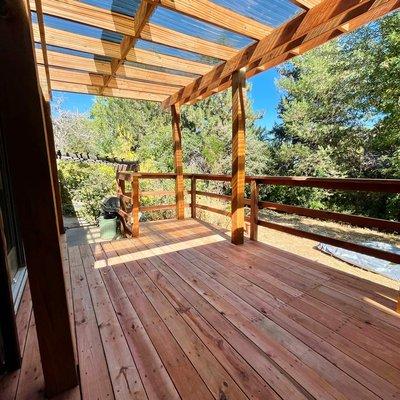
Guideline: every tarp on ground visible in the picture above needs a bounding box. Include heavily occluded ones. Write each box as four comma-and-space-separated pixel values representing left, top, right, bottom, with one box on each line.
317, 241, 400, 282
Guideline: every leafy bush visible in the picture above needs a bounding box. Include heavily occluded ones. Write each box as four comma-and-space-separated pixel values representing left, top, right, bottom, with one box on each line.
58, 161, 116, 223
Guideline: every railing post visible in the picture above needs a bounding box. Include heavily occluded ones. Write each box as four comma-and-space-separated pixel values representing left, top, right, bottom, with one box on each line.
231, 69, 246, 245
250, 179, 259, 241
171, 104, 185, 220
191, 175, 196, 218
131, 174, 140, 237
397, 291, 400, 314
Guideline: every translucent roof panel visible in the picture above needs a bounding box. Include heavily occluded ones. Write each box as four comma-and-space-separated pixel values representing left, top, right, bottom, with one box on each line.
44, 44, 113, 63
150, 7, 253, 50
124, 61, 201, 79
135, 40, 222, 66
81, 0, 141, 17
32, 12, 123, 44
212, 0, 302, 27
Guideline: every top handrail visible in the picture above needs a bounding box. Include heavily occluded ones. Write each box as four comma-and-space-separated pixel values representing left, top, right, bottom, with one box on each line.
183, 173, 400, 193
119, 171, 400, 193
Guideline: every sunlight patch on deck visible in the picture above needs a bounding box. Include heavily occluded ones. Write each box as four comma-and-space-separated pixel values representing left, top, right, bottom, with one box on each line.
94, 234, 225, 268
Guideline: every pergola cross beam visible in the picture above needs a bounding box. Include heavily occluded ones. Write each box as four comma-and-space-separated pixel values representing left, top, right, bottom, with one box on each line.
100, 0, 157, 94
162, 0, 400, 108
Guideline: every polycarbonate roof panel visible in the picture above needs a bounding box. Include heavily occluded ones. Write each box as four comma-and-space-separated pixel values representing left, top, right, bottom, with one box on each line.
43, 44, 113, 63
150, 7, 253, 50
124, 61, 201, 79
32, 12, 123, 44
212, 0, 302, 27
81, 0, 141, 17
136, 40, 222, 65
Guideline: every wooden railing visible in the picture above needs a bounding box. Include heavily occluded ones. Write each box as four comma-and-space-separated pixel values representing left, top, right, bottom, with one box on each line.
117, 171, 400, 264
117, 171, 177, 237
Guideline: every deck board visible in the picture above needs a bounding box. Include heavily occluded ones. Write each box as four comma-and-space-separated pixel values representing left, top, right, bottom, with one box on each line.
2, 219, 400, 400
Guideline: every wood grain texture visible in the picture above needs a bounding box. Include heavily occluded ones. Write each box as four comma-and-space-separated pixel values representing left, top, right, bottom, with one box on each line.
0, 0, 77, 395
163, 0, 400, 107
4, 219, 400, 400
36, 49, 193, 87
32, 24, 213, 75
150, 0, 273, 39
231, 69, 246, 245
171, 105, 185, 220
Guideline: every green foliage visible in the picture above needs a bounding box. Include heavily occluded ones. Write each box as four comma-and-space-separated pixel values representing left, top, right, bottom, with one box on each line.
53, 12, 399, 223
268, 12, 400, 218
58, 161, 116, 222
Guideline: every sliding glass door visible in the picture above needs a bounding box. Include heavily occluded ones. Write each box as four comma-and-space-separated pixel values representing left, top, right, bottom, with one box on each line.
0, 128, 26, 374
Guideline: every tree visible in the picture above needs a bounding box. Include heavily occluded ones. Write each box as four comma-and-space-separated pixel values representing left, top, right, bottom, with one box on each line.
268, 12, 400, 218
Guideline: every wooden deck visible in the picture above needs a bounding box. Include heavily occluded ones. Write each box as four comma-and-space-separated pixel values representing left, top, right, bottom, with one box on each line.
2, 219, 400, 400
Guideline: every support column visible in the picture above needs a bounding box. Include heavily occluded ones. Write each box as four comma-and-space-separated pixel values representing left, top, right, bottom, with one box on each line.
231, 69, 246, 245
0, 0, 78, 396
43, 101, 65, 234
171, 104, 185, 220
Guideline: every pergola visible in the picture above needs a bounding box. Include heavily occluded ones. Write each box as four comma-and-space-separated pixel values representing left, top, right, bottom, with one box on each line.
0, 0, 399, 398
30, 0, 400, 245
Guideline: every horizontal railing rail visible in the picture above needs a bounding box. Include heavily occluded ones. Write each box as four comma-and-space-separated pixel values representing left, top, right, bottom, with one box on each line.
116, 172, 400, 265
116, 172, 177, 237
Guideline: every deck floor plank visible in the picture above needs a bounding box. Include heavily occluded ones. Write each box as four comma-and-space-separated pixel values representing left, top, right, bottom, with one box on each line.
142, 220, 400, 400
90, 243, 182, 400
78, 244, 148, 400
3, 219, 400, 400
68, 245, 115, 400
100, 242, 214, 400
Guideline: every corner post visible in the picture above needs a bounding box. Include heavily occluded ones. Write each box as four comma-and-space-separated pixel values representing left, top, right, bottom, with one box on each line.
250, 180, 259, 241
0, 0, 78, 395
43, 100, 65, 234
131, 174, 140, 237
171, 104, 185, 220
191, 176, 197, 218
231, 69, 246, 245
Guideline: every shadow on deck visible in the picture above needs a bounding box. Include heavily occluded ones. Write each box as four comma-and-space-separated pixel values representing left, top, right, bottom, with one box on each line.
2, 219, 400, 400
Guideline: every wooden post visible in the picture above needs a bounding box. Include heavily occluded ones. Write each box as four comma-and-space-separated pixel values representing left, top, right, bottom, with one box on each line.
43, 101, 65, 235
0, 0, 78, 396
131, 175, 140, 237
231, 69, 246, 245
250, 180, 259, 241
171, 104, 185, 220
191, 176, 197, 218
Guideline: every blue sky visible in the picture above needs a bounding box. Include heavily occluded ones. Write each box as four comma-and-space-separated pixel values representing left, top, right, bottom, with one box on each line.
52, 67, 282, 132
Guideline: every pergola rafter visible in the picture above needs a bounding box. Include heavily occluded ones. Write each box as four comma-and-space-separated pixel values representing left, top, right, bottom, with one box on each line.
27, 0, 398, 103
163, 0, 400, 108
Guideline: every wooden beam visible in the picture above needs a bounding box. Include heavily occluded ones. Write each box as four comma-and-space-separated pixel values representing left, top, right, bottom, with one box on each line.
140, 23, 237, 60
131, 175, 140, 237
250, 179, 259, 241
163, 0, 400, 108
148, 0, 273, 40
171, 105, 185, 220
290, 0, 321, 9
32, 23, 213, 75
30, 0, 237, 60
36, 49, 193, 87
43, 101, 64, 235
0, 0, 78, 396
191, 176, 196, 218
33, 0, 51, 100
101, 0, 157, 93
51, 81, 168, 101
39, 66, 179, 95
231, 69, 246, 245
